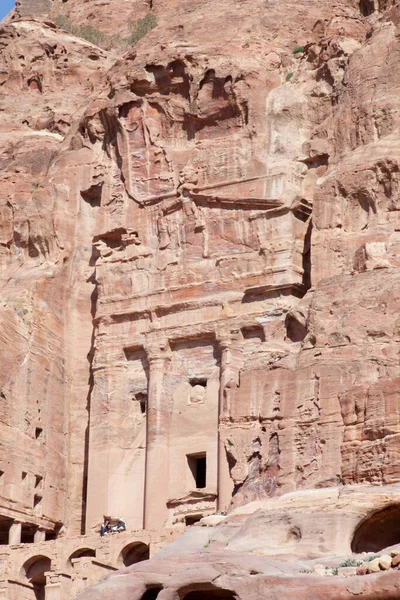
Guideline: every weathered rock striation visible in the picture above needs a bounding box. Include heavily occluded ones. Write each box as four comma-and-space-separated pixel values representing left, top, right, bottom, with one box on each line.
1, 0, 400, 597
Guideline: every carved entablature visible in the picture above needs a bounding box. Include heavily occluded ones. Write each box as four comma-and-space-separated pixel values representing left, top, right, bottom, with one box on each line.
167, 491, 217, 524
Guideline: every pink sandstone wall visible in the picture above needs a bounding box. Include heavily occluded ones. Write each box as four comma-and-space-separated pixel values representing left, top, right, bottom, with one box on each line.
2, 0, 400, 580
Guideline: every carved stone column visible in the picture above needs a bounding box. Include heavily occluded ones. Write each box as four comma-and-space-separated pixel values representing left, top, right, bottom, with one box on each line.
44, 573, 63, 600
216, 331, 240, 513
143, 340, 171, 530
34, 528, 46, 543
8, 521, 21, 545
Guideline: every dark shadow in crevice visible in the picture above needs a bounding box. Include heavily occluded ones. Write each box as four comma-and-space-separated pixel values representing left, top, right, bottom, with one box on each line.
359, 0, 374, 16
81, 184, 103, 207
285, 313, 307, 343
141, 586, 163, 600
80, 274, 98, 534
302, 219, 312, 291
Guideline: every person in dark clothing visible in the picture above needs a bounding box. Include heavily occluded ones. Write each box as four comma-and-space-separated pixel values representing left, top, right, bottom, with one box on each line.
100, 519, 111, 536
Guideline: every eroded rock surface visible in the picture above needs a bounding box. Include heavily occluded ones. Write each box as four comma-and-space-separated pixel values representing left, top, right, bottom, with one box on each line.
76, 550, 400, 600
1, 0, 400, 597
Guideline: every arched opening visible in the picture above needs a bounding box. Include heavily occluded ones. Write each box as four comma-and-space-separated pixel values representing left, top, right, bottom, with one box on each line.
141, 585, 163, 600
21, 555, 51, 600
67, 547, 96, 570
181, 588, 237, 600
118, 542, 149, 567
352, 505, 400, 553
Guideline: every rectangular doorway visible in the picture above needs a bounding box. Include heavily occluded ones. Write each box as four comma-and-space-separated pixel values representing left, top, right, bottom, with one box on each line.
187, 453, 206, 489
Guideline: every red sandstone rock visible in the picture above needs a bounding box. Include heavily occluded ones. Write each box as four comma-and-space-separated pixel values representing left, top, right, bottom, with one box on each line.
75, 552, 400, 600
392, 554, 400, 567
1, 0, 400, 597
379, 554, 392, 570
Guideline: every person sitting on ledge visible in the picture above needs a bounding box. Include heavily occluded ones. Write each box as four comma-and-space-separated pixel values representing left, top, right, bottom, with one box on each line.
100, 519, 111, 536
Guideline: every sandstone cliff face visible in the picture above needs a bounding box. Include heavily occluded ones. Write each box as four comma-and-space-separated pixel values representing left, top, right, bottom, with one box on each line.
0, 17, 111, 535
1, 0, 400, 583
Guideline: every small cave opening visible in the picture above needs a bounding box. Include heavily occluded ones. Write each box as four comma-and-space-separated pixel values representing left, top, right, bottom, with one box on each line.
285, 314, 307, 343
141, 586, 163, 600
81, 184, 103, 207
359, 0, 374, 16
145, 64, 171, 94
352, 505, 400, 553
27, 77, 42, 94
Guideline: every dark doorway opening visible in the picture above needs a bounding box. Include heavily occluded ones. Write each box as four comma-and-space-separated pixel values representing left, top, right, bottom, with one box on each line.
352, 505, 400, 553
187, 454, 206, 489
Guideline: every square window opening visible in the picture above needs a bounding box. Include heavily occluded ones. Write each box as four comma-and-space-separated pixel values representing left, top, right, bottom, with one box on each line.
35, 427, 43, 440
187, 453, 206, 489
33, 494, 42, 508
35, 475, 43, 489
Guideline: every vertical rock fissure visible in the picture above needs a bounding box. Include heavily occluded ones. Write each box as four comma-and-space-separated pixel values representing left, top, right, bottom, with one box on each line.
80, 276, 98, 535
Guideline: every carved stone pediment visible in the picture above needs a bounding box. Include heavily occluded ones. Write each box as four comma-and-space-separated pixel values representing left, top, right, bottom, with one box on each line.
167, 491, 217, 508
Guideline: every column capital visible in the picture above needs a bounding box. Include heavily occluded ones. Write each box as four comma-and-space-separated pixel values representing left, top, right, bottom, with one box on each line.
8, 521, 22, 545
216, 329, 231, 349
216, 328, 242, 350
145, 338, 171, 363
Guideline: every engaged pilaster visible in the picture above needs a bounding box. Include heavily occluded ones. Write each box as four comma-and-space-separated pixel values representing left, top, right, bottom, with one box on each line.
143, 339, 171, 529
8, 521, 21, 545
34, 528, 46, 543
216, 330, 241, 513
